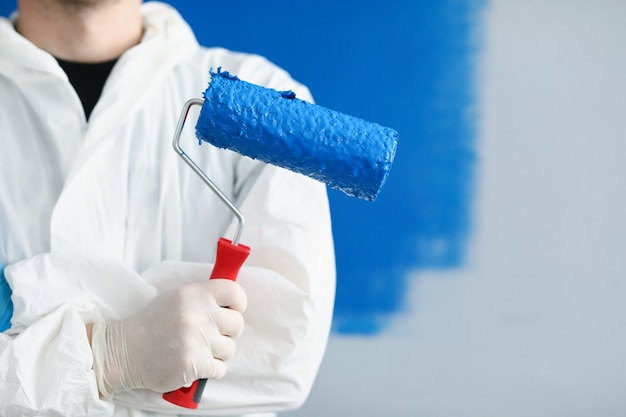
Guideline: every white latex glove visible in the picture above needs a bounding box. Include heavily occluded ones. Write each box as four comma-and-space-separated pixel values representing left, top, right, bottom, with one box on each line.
91, 279, 247, 397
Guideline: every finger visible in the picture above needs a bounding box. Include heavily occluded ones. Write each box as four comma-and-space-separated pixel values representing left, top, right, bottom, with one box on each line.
209, 279, 248, 313
181, 280, 246, 313
189, 356, 228, 381
197, 320, 237, 359
209, 358, 227, 379
211, 307, 245, 338
209, 334, 237, 362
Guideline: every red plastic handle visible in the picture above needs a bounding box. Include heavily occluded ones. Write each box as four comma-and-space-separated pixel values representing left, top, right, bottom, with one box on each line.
162, 237, 251, 409
209, 238, 251, 280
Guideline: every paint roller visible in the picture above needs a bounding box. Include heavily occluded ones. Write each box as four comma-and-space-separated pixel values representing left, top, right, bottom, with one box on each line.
163, 68, 399, 409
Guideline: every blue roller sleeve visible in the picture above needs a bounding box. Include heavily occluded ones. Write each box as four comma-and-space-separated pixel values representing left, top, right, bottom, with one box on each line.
196, 69, 399, 201
0, 261, 12, 332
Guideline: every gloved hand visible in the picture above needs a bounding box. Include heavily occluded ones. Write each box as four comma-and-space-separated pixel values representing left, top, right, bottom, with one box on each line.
90, 279, 247, 397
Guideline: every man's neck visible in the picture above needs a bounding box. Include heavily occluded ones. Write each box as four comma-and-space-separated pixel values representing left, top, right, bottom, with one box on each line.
15, 0, 143, 63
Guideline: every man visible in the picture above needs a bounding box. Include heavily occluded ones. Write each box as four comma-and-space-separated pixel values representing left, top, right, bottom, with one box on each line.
0, 1, 336, 416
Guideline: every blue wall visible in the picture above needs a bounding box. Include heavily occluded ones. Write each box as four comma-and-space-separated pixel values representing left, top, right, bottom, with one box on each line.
1, 0, 482, 335
169, 1, 482, 334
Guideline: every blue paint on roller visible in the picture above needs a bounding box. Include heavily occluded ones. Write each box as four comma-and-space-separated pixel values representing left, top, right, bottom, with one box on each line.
0, 261, 12, 332
280, 90, 297, 100
195, 69, 399, 201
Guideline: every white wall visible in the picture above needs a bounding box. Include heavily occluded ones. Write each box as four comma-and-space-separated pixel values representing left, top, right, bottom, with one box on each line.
285, 1, 626, 415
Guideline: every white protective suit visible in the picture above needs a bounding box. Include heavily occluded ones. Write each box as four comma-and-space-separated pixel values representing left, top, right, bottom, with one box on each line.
0, 2, 336, 417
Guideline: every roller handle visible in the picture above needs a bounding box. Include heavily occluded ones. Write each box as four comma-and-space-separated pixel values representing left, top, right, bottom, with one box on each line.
162, 237, 251, 409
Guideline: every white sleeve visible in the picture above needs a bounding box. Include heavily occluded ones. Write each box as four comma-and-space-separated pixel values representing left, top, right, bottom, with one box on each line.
0, 253, 156, 416
0, 304, 111, 417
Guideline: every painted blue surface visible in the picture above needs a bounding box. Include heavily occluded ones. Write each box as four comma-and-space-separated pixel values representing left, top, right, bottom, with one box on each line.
0, 5, 11, 16
0, 0, 482, 334
0, 261, 12, 332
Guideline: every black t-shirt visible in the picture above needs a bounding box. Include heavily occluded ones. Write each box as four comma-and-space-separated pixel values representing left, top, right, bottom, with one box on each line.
56, 57, 118, 120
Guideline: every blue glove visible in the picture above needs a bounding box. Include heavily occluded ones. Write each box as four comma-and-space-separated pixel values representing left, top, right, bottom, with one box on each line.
0, 261, 12, 332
